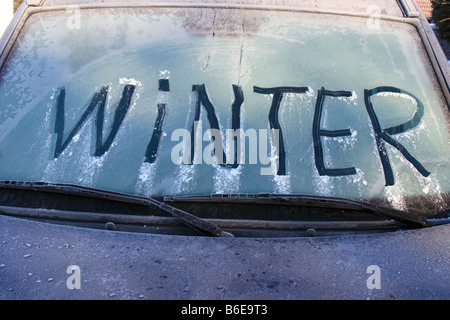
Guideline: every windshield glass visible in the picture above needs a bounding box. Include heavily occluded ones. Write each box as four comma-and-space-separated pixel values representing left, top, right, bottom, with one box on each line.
0, 7, 449, 217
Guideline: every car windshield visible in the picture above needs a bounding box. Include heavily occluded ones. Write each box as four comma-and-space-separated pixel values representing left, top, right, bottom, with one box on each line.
0, 6, 449, 219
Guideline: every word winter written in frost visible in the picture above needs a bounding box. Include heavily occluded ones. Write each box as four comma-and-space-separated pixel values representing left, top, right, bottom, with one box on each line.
52, 79, 430, 186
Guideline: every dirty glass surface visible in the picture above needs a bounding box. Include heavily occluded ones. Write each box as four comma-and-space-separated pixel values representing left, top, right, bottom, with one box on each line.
0, 8, 448, 216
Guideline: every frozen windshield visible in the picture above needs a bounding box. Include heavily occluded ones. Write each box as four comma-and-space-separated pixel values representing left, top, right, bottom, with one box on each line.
0, 7, 449, 217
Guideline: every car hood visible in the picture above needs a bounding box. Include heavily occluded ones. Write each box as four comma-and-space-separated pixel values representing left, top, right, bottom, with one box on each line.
0, 214, 448, 300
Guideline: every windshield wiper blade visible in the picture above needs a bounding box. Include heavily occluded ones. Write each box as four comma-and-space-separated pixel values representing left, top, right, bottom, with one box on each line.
164, 193, 430, 229
0, 181, 433, 230
0, 181, 234, 237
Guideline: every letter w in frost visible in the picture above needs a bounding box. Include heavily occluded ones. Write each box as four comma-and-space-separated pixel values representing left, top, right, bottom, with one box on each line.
53, 84, 136, 158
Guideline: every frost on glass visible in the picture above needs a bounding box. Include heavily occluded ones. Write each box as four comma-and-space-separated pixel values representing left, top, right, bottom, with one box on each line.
0, 8, 448, 216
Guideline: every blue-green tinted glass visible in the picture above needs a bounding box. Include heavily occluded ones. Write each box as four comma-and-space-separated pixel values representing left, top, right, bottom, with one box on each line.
0, 8, 448, 216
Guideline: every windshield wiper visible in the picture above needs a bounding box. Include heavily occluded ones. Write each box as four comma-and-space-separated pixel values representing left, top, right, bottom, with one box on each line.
0, 181, 435, 233
0, 181, 234, 237
164, 193, 431, 229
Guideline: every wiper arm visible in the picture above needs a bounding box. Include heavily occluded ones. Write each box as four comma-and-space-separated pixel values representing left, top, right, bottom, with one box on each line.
164, 193, 430, 229
0, 181, 433, 231
0, 181, 234, 237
